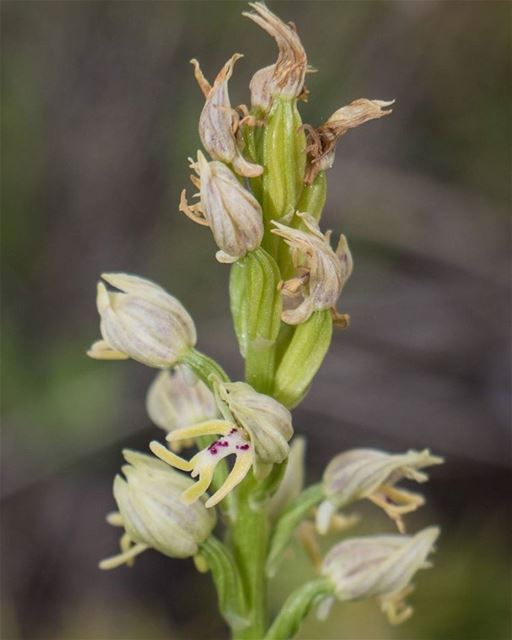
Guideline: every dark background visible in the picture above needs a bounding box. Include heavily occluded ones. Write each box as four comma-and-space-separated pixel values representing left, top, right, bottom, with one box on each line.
1, 1, 511, 639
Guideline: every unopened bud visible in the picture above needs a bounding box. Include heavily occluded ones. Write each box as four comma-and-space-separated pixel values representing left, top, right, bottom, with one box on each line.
192, 54, 262, 177
321, 527, 439, 623
306, 99, 394, 183
180, 151, 263, 263
243, 2, 307, 109
99, 450, 216, 569
87, 273, 196, 368
317, 448, 444, 534
272, 213, 353, 325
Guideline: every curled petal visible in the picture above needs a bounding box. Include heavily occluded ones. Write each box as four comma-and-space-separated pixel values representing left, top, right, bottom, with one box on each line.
194, 55, 262, 177
271, 214, 352, 325
244, 2, 307, 108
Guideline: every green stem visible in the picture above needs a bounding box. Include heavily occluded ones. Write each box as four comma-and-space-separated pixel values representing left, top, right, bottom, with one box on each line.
200, 536, 250, 633
264, 578, 333, 640
232, 474, 269, 639
182, 348, 230, 387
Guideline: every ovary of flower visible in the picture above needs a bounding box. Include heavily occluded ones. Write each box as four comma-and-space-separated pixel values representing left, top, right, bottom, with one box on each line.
191, 54, 262, 178
243, 2, 308, 109
271, 213, 353, 325
150, 420, 253, 508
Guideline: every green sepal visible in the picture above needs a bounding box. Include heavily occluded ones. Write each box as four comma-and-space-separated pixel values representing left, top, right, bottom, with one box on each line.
200, 536, 250, 632
264, 577, 334, 640
241, 107, 266, 202
261, 97, 306, 227
229, 247, 282, 393
273, 310, 333, 408
266, 483, 323, 577
296, 171, 327, 222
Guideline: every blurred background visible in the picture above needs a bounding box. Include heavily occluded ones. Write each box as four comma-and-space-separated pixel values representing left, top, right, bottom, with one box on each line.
1, 1, 510, 638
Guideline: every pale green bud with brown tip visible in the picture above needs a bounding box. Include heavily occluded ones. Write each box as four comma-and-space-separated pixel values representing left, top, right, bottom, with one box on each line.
191, 54, 262, 178
99, 451, 216, 569
317, 448, 444, 535
180, 151, 264, 264
321, 527, 439, 624
243, 2, 308, 111
87, 273, 196, 368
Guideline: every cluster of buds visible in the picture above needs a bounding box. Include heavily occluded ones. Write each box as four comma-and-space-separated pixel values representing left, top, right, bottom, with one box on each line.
87, 3, 443, 637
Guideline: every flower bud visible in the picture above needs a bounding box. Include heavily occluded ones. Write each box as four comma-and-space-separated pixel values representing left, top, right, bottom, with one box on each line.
150, 379, 293, 508
192, 54, 262, 177
87, 273, 196, 368
99, 450, 216, 569
215, 379, 293, 477
180, 151, 264, 263
305, 99, 394, 183
243, 2, 307, 109
317, 448, 444, 534
321, 527, 439, 623
146, 366, 218, 449
272, 213, 353, 325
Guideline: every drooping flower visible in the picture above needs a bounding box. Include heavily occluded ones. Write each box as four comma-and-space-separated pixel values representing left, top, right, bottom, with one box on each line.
99, 450, 216, 570
243, 2, 308, 111
321, 527, 439, 624
150, 379, 293, 508
271, 213, 353, 325
180, 151, 264, 263
87, 273, 196, 368
146, 365, 218, 450
305, 99, 394, 183
191, 54, 262, 177
316, 448, 443, 534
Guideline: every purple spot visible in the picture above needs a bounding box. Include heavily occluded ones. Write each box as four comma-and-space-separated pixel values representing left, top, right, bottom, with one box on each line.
239, 444, 250, 451
229, 428, 238, 435
208, 440, 220, 451
219, 441, 229, 447
209, 448, 218, 455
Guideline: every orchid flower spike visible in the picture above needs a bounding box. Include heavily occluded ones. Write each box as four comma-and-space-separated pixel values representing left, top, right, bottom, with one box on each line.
180, 151, 264, 263
192, 54, 263, 177
87, 273, 196, 368
271, 213, 353, 325
321, 527, 440, 625
99, 450, 216, 570
243, 2, 308, 111
305, 99, 394, 183
317, 448, 444, 534
146, 365, 218, 451
149, 379, 293, 508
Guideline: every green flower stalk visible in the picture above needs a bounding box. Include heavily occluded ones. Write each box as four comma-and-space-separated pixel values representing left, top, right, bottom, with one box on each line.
88, 3, 443, 639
